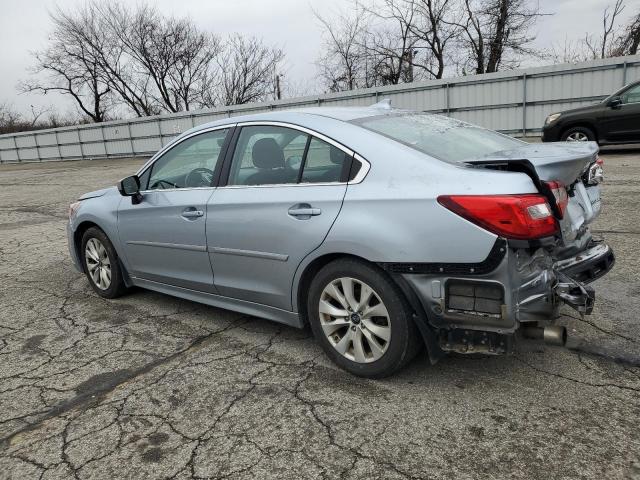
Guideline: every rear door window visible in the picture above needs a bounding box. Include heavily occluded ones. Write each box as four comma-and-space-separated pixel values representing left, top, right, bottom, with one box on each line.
227, 125, 352, 186
300, 138, 351, 183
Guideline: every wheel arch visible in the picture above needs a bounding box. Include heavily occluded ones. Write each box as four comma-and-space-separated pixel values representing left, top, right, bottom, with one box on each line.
560, 122, 598, 141
73, 220, 132, 286
294, 252, 440, 360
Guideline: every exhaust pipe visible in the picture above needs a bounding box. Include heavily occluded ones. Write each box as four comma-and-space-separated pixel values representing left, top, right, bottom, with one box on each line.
522, 325, 567, 346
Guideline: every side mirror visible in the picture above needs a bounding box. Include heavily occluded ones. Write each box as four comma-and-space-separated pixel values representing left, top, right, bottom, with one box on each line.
118, 175, 143, 204
607, 96, 622, 108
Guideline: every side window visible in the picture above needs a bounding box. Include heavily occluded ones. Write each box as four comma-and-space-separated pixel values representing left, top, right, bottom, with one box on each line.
147, 128, 228, 190
622, 84, 640, 104
300, 138, 351, 183
228, 126, 308, 186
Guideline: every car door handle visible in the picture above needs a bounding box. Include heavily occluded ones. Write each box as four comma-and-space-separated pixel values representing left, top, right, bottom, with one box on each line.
181, 208, 204, 218
288, 205, 322, 218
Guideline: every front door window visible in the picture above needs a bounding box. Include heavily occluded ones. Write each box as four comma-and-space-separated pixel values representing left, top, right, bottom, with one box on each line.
146, 128, 228, 190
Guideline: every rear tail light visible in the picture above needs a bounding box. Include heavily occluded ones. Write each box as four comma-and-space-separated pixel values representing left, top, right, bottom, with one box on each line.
437, 194, 559, 240
545, 180, 569, 218
588, 157, 604, 185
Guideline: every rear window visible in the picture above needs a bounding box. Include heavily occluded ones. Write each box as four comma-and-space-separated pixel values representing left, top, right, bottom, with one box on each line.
351, 113, 524, 163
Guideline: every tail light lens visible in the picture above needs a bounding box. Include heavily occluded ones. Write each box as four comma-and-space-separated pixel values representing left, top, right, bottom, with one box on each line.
545, 181, 569, 218
587, 157, 604, 185
438, 194, 559, 240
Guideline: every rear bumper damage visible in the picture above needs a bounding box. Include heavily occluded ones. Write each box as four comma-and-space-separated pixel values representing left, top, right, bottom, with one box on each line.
391, 239, 614, 355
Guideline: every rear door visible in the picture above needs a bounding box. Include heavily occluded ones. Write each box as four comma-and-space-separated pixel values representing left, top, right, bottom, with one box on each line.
206, 123, 354, 310
118, 127, 230, 292
602, 83, 640, 143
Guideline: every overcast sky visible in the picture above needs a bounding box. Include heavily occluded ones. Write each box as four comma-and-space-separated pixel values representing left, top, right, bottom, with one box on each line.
0, 0, 636, 117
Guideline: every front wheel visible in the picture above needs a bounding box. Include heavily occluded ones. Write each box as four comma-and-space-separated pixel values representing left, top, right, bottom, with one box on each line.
81, 227, 128, 299
307, 258, 421, 378
561, 126, 595, 142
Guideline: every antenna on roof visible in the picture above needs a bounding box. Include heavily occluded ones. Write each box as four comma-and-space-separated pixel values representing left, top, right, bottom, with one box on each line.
370, 98, 392, 110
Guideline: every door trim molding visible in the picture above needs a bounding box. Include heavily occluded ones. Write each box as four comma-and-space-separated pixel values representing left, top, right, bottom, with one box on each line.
126, 240, 207, 252
209, 246, 289, 262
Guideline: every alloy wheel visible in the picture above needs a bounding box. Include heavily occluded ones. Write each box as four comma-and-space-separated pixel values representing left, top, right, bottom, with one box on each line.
319, 277, 391, 363
85, 238, 111, 290
566, 132, 588, 142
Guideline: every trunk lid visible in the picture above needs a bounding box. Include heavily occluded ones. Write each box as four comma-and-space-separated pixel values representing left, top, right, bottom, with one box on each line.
466, 142, 598, 184
464, 142, 602, 249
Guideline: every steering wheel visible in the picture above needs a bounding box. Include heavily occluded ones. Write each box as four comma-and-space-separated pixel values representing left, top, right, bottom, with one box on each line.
150, 179, 179, 189
185, 167, 214, 188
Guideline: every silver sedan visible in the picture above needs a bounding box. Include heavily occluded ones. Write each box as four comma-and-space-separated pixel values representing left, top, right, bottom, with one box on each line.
67, 104, 614, 377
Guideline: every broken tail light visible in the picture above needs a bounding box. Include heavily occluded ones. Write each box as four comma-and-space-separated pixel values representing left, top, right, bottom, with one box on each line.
438, 194, 559, 240
545, 180, 569, 218
587, 157, 604, 185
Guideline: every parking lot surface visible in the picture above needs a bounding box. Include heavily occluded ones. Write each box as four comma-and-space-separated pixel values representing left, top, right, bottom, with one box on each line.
1, 150, 639, 479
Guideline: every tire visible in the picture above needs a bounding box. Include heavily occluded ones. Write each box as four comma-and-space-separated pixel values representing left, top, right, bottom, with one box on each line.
307, 258, 421, 378
81, 227, 128, 299
561, 126, 595, 143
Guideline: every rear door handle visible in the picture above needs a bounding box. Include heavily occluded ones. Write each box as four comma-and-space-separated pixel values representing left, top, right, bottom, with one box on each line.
288, 204, 322, 218
181, 208, 204, 219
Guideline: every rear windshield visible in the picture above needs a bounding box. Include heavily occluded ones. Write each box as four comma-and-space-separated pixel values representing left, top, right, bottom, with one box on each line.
351, 113, 524, 163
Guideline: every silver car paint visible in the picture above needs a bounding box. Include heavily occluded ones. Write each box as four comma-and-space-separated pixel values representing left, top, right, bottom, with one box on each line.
117, 188, 217, 292
68, 107, 602, 332
471, 142, 599, 184
206, 183, 348, 310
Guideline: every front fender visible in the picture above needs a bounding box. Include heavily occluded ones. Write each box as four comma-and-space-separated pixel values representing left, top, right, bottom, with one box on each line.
69, 191, 126, 270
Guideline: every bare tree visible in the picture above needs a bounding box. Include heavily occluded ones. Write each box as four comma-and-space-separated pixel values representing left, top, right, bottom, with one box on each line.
407, 0, 460, 79
454, 0, 544, 74
0, 102, 80, 134
211, 34, 284, 106
314, 9, 370, 92
315, 0, 458, 91
612, 7, 639, 55
0, 103, 24, 134
358, 0, 421, 84
584, 0, 625, 59
24, 1, 284, 118
101, 3, 221, 113
551, 1, 636, 62
20, 5, 111, 122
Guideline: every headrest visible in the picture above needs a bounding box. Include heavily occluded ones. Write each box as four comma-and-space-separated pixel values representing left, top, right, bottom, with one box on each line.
252, 138, 285, 169
330, 146, 347, 165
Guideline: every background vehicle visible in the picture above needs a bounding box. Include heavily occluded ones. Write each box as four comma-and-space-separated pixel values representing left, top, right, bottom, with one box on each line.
542, 80, 640, 144
67, 105, 614, 378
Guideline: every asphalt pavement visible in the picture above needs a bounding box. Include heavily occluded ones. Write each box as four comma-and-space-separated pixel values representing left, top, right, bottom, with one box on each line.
0, 150, 639, 479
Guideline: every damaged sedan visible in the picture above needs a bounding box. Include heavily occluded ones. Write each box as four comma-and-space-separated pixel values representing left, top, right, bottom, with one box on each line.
67, 103, 614, 378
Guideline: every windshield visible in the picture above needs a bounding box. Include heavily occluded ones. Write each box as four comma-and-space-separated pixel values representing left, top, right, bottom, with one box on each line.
352, 113, 525, 163
602, 81, 640, 104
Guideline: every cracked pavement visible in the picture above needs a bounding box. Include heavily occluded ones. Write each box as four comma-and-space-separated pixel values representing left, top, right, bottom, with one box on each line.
0, 151, 639, 479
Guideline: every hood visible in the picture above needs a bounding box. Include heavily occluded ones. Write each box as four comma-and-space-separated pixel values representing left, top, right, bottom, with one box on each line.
466, 142, 598, 185
553, 102, 604, 117
78, 187, 116, 201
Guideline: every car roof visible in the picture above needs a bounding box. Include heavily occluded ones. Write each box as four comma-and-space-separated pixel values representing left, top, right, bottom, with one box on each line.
183, 104, 405, 137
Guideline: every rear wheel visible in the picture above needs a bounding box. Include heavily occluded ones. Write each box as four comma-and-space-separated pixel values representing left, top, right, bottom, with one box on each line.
81, 227, 128, 298
561, 126, 595, 142
308, 258, 421, 378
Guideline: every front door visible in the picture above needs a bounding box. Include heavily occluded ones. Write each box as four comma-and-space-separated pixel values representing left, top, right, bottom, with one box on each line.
206, 124, 352, 310
118, 127, 230, 292
602, 83, 640, 143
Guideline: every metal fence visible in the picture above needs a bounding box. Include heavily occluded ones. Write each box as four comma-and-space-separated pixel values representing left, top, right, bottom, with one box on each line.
1, 55, 639, 164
